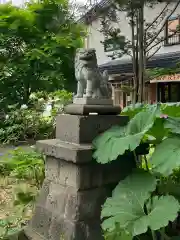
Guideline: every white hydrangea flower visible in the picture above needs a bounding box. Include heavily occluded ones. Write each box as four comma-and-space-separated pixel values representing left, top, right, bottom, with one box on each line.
21, 104, 28, 109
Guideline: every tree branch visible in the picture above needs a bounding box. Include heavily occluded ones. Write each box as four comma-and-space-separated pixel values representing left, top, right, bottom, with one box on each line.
147, 45, 161, 61
145, 2, 170, 32
146, 0, 180, 48
146, 30, 179, 53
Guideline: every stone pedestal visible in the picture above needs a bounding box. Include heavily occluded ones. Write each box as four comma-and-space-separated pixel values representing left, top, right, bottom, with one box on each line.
24, 114, 136, 240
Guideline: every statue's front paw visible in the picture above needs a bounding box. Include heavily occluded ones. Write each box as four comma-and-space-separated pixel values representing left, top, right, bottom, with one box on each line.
84, 93, 92, 98
75, 94, 83, 98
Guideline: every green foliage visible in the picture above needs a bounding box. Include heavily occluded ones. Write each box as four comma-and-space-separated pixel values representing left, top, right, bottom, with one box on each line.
0, 108, 54, 144
94, 106, 158, 163
0, 90, 72, 144
0, 148, 45, 186
151, 138, 180, 176
0, 0, 84, 108
0, 148, 44, 239
121, 103, 149, 119
93, 103, 180, 239
105, 226, 133, 240
122, 102, 180, 119
102, 170, 179, 237
147, 62, 180, 80
102, 170, 157, 235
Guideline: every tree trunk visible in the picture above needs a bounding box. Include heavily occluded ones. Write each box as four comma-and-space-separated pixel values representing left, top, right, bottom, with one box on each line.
131, 12, 137, 105
138, 4, 145, 102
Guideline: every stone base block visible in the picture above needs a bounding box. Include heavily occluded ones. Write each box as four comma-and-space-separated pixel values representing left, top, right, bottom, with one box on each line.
25, 112, 133, 240
25, 186, 108, 240
56, 114, 128, 144
64, 103, 121, 115
73, 97, 113, 105
25, 218, 103, 240
36, 155, 135, 189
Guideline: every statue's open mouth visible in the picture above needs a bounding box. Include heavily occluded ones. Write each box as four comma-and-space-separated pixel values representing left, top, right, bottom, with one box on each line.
79, 53, 94, 61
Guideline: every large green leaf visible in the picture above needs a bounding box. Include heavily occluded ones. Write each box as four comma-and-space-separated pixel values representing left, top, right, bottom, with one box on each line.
161, 102, 180, 117
101, 170, 157, 236
102, 170, 179, 237
146, 195, 179, 231
147, 118, 169, 143
151, 137, 180, 176
121, 103, 148, 119
105, 226, 132, 240
93, 109, 157, 164
158, 180, 180, 202
164, 117, 180, 134
93, 126, 127, 164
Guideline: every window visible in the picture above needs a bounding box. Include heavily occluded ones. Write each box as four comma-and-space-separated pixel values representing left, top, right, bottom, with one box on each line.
165, 16, 180, 45
104, 36, 126, 52
157, 82, 180, 102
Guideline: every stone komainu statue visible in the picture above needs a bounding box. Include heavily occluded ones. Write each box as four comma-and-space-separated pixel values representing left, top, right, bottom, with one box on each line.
75, 48, 112, 98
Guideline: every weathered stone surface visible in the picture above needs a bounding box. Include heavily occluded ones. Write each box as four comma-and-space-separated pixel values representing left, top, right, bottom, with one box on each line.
28, 206, 52, 238
37, 140, 92, 164
64, 104, 121, 115
73, 97, 113, 105
25, 185, 108, 240
42, 156, 135, 190
56, 114, 128, 144
35, 179, 50, 206
45, 185, 108, 220
49, 217, 104, 240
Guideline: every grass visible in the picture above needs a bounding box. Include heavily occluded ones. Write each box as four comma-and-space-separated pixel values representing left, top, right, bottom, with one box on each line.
0, 147, 44, 239
0, 177, 37, 238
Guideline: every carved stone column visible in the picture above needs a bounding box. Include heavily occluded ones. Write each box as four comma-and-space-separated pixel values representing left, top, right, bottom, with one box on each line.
23, 103, 136, 240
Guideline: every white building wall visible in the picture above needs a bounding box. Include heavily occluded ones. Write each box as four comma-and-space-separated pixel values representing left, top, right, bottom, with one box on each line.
0, 0, 26, 6
85, 2, 180, 65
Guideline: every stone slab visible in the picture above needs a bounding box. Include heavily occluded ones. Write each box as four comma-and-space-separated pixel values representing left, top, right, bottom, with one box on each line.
41, 155, 135, 190
64, 103, 121, 115
25, 218, 103, 240
26, 185, 107, 240
36, 139, 92, 164
44, 185, 109, 221
73, 97, 113, 105
56, 114, 128, 144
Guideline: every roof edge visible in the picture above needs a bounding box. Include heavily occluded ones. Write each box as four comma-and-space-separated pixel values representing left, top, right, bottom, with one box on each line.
78, 0, 112, 24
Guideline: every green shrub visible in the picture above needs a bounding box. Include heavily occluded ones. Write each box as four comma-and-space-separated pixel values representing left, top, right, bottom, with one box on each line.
0, 108, 54, 144
0, 90, 73, 144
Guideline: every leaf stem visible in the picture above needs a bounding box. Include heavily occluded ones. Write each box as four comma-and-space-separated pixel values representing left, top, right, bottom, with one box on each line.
133, 150, 139, 167
159, 229, 171, 240
144, 155, 149, 171
151, 230, 156, 240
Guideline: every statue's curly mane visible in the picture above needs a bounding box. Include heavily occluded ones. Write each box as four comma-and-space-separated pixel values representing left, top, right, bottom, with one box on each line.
74, 48, 111, 98
75, 48, 98, 80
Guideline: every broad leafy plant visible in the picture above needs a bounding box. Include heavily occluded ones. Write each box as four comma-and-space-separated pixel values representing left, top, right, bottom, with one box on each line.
93, 104, 180, 239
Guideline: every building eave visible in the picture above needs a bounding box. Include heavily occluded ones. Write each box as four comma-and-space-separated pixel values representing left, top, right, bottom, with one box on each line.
78, 0, 112, 24
99, 51, 180, 75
